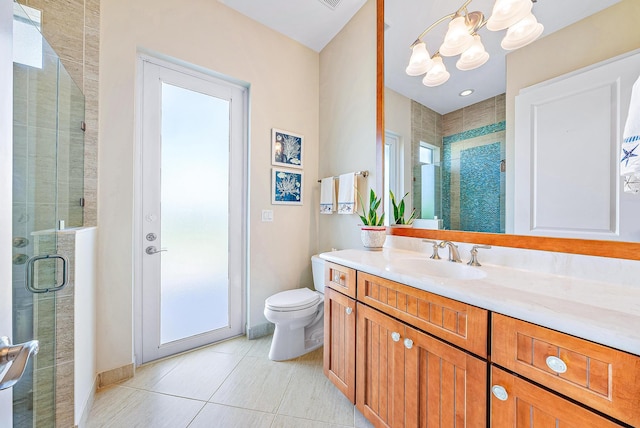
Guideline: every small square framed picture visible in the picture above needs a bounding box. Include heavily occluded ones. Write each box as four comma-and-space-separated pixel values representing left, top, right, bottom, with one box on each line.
272, 128, 303, 169
272, 168, 303, 205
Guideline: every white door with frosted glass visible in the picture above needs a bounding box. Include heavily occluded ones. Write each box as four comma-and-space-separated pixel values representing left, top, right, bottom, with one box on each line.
139, 58, 246, 363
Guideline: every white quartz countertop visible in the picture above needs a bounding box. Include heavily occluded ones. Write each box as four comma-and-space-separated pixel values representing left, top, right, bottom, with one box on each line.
319, 248, 640, 357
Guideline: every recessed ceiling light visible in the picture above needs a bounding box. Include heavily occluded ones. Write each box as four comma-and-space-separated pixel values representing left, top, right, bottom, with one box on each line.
459, 89, 474, 97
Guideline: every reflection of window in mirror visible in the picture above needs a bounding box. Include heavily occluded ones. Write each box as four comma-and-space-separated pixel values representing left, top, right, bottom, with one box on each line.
418, 142, 441, 221
419, 142, 440, 165
385, 131, 402, 226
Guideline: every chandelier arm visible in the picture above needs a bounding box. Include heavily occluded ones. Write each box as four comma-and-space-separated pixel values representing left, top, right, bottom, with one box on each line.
413, 13, 456, 46
411, 0, 475, 47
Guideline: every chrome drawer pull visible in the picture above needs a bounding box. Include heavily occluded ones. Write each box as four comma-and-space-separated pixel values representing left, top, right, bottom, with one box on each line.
345, 307, 353, 315
404, 338, 413, 349
391, 332, 401, 342
491, 385, 509, 401
546, 356, 568, 374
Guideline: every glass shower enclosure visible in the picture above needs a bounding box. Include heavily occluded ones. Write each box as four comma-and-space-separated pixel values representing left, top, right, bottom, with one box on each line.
12, 2, 85, 425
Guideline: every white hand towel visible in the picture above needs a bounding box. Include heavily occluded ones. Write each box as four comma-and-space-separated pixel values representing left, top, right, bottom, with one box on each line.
320, 177, 335, 214
337, 173, 357, 214
621, 74, 640, 193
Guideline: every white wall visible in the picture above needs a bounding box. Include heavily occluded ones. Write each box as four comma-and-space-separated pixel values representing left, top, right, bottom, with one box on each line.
318, 0, 377, 252
384, 87, 412, 208
99, 0, 319, 373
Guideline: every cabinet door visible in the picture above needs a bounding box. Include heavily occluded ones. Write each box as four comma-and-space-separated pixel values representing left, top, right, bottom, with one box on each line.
404, 325, 487, 427
323, 287, 356, 403
357, 303, 487, 428
491, 366, 624, 427
357, 303, 406, 427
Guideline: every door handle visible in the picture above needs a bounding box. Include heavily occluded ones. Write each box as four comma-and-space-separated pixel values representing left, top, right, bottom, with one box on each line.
146, 246, 168, 255
25, 254, 69, 294
0, 336, 39, 390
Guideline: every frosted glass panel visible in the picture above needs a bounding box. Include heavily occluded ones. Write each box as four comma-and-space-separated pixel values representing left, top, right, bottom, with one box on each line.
160, 82, 230, 344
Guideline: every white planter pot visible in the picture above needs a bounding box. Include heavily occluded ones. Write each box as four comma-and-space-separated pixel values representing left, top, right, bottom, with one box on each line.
360, 226, 387, 251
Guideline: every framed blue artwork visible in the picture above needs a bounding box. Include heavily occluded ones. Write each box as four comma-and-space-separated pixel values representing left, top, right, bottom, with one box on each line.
272, 168, 303, 205
272, 128, 303, 169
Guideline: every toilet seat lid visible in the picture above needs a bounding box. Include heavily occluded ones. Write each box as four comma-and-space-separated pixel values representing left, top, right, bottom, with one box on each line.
265, 288, 321, 311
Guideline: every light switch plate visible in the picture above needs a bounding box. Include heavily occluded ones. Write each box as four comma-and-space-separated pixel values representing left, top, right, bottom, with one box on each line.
261, 209, 274, 222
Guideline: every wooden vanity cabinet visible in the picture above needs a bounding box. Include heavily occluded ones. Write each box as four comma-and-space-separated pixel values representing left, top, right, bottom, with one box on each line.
323, 261, 639, 427
323, 263, 357, 402
490, 366, 624, 428
323, 287, 356, 403
492, 313, 640, 427
356, 303, 486, 427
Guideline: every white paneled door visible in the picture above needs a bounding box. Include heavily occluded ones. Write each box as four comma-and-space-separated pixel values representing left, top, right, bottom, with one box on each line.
138, 57, 247, 363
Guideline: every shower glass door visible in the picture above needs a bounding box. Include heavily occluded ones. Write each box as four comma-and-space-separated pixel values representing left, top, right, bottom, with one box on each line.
12, 2, 85, 425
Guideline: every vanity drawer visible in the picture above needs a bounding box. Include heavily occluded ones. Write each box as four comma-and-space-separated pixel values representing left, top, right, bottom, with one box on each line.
325, 262, 356, 298
492, 313, 640, 427
357, 272, 488, 357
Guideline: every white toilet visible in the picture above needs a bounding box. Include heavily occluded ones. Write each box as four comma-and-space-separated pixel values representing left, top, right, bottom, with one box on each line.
264, 255, 325, 361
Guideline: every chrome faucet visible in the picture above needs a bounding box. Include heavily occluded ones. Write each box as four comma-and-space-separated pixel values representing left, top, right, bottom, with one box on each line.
422, 240, 441, 260
438, 241, 462, 263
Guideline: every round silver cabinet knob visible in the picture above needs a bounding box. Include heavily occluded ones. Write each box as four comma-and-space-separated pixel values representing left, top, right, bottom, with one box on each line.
345, 307, 353, 315
546, 356, 568, 374
491, 385, 509, 401
404, 338, 414, 349
391, 332, 401, 342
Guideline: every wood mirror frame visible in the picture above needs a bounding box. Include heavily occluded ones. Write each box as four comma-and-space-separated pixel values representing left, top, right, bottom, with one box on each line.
376, 0, 640, 261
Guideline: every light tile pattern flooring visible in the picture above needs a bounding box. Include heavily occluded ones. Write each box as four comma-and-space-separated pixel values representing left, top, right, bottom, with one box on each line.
87, 335, 374, 428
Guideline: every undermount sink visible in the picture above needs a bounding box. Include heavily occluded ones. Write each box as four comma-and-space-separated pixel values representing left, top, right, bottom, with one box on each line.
385, 257, 487, 280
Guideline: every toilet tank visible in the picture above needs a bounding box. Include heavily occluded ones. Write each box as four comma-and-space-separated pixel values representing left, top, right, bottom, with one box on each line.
311, 255, 325, 293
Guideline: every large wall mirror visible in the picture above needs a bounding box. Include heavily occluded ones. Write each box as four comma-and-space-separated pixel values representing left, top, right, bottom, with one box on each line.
377, 0, 640, 260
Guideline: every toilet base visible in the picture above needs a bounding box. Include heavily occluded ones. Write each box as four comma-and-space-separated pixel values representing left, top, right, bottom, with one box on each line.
268, 310, 324, 361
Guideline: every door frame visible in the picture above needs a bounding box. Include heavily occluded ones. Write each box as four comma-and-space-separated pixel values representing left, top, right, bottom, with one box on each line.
0, 0, 14, 420
133, 53, 249, 365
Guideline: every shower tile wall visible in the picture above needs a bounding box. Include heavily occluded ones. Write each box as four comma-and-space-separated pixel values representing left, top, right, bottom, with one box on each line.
442, 95, 506, 232
412, 95, 506, 231
19, 0, 100, 226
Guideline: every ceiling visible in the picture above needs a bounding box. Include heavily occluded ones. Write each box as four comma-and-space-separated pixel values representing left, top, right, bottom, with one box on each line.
218, 0, 367, 52
219, 0, 622, 114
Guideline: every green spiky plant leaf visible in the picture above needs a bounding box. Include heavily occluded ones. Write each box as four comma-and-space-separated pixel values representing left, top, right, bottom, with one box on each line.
390, 190, 417, 225
357, 188, 385, 226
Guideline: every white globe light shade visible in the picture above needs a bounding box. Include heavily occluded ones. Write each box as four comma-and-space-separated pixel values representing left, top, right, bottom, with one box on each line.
501, 12, 544, 50
456, 35, 490, 71
422, 56, 450, 87
486, 0, 532, 31
405, 42, 434, 76
439, 16, 474, 57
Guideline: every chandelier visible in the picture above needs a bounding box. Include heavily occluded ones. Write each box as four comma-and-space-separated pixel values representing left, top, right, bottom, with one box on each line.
406, 0, 544, 87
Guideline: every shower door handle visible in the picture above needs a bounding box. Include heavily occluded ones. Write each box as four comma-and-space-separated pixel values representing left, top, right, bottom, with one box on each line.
25, 254, 69, 294
0, 336, 39, 390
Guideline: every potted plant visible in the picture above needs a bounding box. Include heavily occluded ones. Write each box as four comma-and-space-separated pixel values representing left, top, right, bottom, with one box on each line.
389, 190, 417, 227
357, 189, 387, 250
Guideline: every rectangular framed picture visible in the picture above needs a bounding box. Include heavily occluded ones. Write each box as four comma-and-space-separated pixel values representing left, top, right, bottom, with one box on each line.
272, 168, 303, 205
272, 128, 303, 169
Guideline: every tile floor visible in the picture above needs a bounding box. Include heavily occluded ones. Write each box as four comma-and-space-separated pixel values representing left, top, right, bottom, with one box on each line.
86, 335, 374, 428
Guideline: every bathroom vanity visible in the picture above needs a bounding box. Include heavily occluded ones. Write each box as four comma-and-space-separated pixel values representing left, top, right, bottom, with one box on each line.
321, 248, 640, 427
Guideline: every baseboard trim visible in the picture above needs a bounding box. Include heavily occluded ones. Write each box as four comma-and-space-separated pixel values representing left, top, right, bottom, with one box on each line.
247, 322, 274, 339
97, 364, 135, 389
